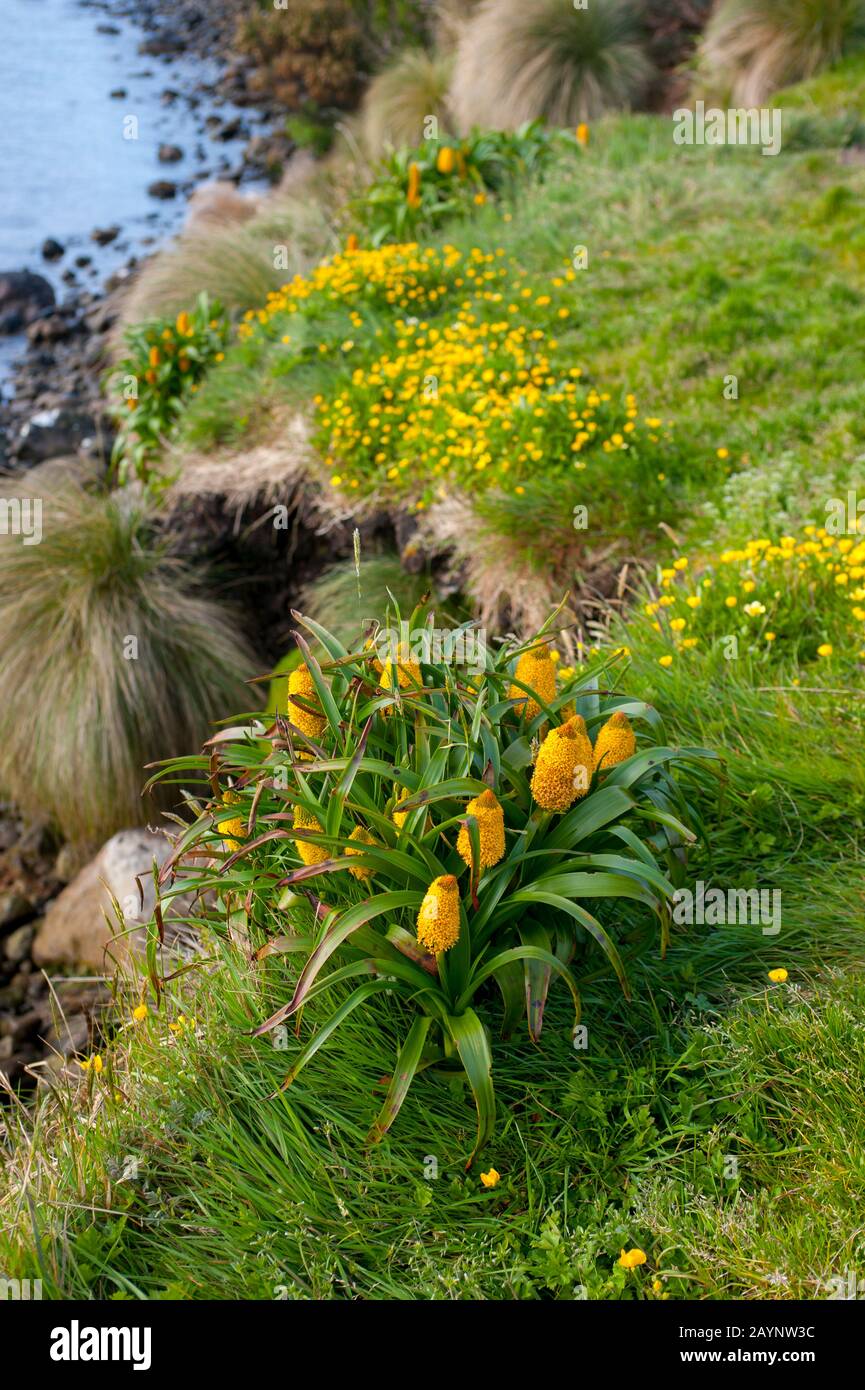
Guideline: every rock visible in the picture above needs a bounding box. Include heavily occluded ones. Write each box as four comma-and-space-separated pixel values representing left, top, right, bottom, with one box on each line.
54, 842, 86, 884
26, 314, 73, 345
158, 143, 184, 163
0, 888, 33, 930
0, 270, 55, 335
32, 828, 187, 971
139, 32, 185, 58
0, 1009, 42, 1044
41, 238, 65, 262
4, 923, 35, 964
44, 1011, 89, 1059
14, 407, 103, 463
147, 180, 177, 200
91, 225, 120, 246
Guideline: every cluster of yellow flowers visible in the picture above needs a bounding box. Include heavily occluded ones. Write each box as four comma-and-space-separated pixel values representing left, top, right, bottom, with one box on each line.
645, 525, 865, 666
238, 243, 464, 340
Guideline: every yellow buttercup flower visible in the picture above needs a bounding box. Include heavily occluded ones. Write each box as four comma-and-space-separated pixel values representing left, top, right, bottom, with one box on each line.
768, 968, 788, 983
593, 711, 636, 773
346, 825, 376, 881
619, 1248, 647, 1269
658, 654, 673, 667
480, 1168, 500, 1188
457, 788, 505, 869
79, 1054, 103, 1074
509, 645, 556, 720
416, 874, 461, 954
293, 806, 327, 866
132, 1004, 149, 1022
531, 716, 594, 811
817, 643, 833, 657
576, 123, 589, 147
288, 663, 327, 738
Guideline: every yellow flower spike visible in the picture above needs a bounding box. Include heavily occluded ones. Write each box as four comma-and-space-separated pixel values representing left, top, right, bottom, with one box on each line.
346, 825, 376, 881
407, 162, 422, 209
480, 1168, 500, 1188
619, 1248, 647, 1269
509, 644, 556, 720
392, 785, 411, 830
768, 968, 788, 983
345, 233, 359, 253
148, 346, 161, 368
132, 1004, 149, 1022
175, 310, 192, 336
530, 716, 594, 811
416, 875, 461, 954
457, 788, 505, 869
220, 788, 245, 853
381, 657, 422, 691
288, 662, 327, 738
293, 806, 328, 867
593, 711, 636, 773
436, 146, 455, 174
576, 123, 589, 147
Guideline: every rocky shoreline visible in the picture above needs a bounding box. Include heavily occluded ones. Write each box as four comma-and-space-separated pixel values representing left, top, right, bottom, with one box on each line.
0, 0, 292, 468
0, 0, 295, 1089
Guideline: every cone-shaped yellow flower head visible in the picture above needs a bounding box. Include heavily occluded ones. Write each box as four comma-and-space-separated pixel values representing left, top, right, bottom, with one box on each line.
509, 645, 556, 721
381, 657, 422, 691
407, 162, 421, 208
416, 874, 461, 954
436, 146, 455, 174
593, 711, 637, 773
293, 805, 327, 866
220, 789, 245, 852
457, 788, 505, 869
530, 716, 594, 811
288, 663, 326, 738
346, 825, 376, 881
392, 785, 411, 830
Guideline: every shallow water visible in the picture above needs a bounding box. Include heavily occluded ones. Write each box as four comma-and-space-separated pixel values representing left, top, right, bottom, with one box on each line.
0, 0, 257, 382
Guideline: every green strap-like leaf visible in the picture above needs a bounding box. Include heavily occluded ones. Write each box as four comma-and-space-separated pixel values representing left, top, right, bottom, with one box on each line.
461, 943, 581, 1038
444, 1008, 496, 1169
506, 889, 631, 999
366, 1015, 435, 1145
272, 981, 393, 1092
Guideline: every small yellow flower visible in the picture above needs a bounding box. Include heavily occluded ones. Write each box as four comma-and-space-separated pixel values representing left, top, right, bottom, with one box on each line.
686, 594, 701, 608
575, 123, 589, 147
658, 654, 673, 667
619, 1248, 647, 1269
132, 1004, 149, 1022
725, 595, 738, 608
817, 643, 833, 657
79, 1054, 103, 1074
670, 617, 686, 632
416, 875, 461, 954
765, 632, 776, 642
652, 1279, 663, 1294
480, 1168, 500, 1188
457, 788, 506, 869
768, 968, 788, 983
717, 447, 729, 459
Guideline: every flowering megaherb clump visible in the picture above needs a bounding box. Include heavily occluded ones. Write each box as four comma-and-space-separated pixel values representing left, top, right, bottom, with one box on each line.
110, 292, 228, 483
150, 601, 716, 1162
234, 241, 673, 508
642, 525, 865, 670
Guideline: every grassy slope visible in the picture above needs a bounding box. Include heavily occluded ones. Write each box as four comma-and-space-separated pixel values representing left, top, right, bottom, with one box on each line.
3, 73, 865, 1301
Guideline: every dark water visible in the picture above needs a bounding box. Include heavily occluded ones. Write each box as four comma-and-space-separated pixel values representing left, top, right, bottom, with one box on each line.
0, 0, 258, 380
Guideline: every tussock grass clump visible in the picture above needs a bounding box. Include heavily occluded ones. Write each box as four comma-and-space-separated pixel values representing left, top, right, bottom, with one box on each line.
450, 0, 655, 131
0, 464, 259, 847
696, 0, 865, 105
361, 48, 455, 154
